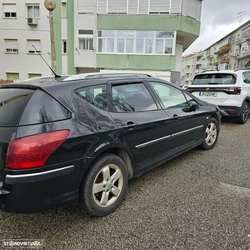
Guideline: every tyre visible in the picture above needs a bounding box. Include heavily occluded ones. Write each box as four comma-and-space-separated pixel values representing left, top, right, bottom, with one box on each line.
199, 118, 219, 150
79, 154, 128, 217
237, 102, 249, 124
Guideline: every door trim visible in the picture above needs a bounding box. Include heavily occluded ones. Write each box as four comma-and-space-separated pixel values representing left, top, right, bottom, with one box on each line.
135, 125, 204, 149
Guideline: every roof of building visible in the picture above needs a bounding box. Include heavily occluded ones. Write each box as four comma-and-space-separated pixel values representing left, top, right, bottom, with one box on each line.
204, 19, 250, 51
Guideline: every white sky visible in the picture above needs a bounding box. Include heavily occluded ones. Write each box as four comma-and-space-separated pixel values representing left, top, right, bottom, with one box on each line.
183, 0, 250, 55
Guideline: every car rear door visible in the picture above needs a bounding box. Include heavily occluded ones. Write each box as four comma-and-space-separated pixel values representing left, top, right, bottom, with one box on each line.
107, 79, 173, 170
147, 81, 207, 150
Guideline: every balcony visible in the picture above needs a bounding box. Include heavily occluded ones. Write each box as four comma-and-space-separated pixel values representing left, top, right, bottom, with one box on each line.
237, 49, 250, 59
243, 30, 250, 41
215, 44, 232, 55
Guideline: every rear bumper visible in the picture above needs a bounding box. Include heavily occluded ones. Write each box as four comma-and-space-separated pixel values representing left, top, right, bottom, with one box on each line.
218, 106, 241, 116
0, 162, 85, 213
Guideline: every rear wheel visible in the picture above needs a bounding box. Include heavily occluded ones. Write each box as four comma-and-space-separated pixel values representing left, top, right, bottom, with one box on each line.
237, 102, 249, 124
200, 118, 219, 150
79, 154, 128, 217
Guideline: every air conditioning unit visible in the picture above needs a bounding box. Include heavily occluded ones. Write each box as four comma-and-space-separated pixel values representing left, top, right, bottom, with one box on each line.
27, 18, 38, 26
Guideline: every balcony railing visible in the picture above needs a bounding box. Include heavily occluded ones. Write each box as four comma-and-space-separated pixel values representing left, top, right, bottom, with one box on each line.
215, 44, 232, 55
243, 30, 250, 40
237, 49, 250, 59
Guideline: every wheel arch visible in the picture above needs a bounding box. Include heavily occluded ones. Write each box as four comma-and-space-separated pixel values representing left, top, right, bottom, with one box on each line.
243, 97, 250, 106
88, 145, 134, 180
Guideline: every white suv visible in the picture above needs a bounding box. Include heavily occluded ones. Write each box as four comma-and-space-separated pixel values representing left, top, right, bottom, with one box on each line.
187, 69, 250, 124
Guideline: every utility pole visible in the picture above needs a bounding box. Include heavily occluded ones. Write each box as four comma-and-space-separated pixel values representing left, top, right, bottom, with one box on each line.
44, 0, 57, 73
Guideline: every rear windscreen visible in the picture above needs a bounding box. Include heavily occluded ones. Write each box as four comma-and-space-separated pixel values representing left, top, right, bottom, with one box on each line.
20, 90, 71, 125
192, 74, 236, 85
0, 88, 35, 127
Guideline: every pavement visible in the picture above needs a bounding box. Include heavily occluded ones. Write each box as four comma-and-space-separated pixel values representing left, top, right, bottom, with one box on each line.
1, 118, 250, 250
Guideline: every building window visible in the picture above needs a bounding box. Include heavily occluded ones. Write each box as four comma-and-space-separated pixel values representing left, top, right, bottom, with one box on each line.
6, 72, 19, 80
4, 39, 18, 53
27, 40, 41, 54
96, 0, 179, 14
78, 30, 94, 51
62, 40, 67, 54
27, 4, 40, 18
98, 30, 175, 55
78, 0, 94, 13
61, 2, 67, 18
28, 73, 42, 79
79, 38, 93, 51
3, 4, 17, 18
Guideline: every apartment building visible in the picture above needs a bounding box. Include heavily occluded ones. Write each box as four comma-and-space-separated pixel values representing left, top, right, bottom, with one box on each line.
0, 0, 203, 81
181, 51, 202, 85
182, 20, 250, 86
0, 0, 70, 81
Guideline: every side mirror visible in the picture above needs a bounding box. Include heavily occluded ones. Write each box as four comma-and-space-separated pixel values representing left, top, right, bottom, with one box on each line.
189, 103, 199, 112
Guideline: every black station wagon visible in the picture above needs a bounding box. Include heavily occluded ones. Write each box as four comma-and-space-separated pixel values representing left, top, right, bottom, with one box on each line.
0, 73, 221, 216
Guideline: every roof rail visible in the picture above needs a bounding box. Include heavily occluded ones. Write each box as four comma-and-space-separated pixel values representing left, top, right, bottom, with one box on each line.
234, 67, 250, 72
63, 72, 153, 82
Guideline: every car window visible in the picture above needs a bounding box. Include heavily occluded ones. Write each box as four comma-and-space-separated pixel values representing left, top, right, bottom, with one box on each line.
192, 74, 236, 85
149, 81, 189, 109
0, 88, 34, 127
20, 90, 71, 126
243, 72, 250, 84
76, 85, 107, 111
112, 83, 157, 112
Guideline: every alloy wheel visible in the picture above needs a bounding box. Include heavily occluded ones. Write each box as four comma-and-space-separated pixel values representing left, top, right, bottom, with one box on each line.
92, 164, 123, 208
205, 122, 217, 146
242, 103, 249, 122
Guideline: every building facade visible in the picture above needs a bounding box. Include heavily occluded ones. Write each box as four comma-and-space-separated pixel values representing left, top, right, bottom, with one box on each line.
181, 20, 250, 86
0, 0, 203, 81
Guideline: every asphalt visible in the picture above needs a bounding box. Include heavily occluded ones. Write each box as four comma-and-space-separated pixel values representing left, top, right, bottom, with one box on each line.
1, 118, 250, 250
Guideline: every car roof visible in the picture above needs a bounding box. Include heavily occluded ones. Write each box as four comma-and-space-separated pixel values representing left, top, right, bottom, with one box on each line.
0, 73, 181, 93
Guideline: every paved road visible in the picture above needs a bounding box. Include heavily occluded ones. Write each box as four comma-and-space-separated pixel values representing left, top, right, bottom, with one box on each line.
1, 119, 250, 250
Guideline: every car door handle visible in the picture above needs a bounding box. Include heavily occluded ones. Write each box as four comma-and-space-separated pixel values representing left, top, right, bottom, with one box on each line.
172, 114, 179, 120
126, 121, 136, 128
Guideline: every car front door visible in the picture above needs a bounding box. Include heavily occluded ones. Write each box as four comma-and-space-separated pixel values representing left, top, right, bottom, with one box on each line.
147, 81, 207, 150
107, 80, 173, 170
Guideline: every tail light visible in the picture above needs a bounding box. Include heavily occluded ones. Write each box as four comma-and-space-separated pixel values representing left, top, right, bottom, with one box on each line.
226, 87, 241, 95
6, 130, 70, 170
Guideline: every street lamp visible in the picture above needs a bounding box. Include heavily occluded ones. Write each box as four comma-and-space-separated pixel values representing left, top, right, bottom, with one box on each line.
44, 0, 56, 73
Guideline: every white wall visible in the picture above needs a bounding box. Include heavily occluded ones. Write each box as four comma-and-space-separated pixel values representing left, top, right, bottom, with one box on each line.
175, 43, 183, 71
0, 0, 52, 80
181, 0, 202, 21
74, 0, 97, 68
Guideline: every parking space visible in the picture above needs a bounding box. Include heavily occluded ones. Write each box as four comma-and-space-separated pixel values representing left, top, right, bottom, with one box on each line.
1, 119, 250, 250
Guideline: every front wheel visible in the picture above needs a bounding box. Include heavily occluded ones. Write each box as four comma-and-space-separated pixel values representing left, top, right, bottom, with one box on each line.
79, 154, 128, 217
199, 118, 219, 150
237, 102, 249, 124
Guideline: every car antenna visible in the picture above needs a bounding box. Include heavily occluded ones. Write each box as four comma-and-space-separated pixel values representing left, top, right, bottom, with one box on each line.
32, 45, 61, 78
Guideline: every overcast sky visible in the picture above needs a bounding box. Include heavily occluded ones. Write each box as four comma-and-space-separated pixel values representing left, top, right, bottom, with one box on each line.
184, 0, 250, 55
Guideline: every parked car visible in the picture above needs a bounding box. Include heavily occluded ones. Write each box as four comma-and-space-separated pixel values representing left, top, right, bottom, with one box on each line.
187, 68, 250, 124
0, 73, 221, 216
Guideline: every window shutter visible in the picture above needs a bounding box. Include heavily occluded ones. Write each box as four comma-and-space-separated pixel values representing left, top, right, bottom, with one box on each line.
98, 0, 107, 13
3, 4, 16, 12
170, 0, 181, 14
108, 0, 127, 14
78, 0, 94, 13
138, 0, 148, 14
150, 0, 170, 13
5, 39, 18, 50
27, 40, 41, 52
128, 0, 138, 14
